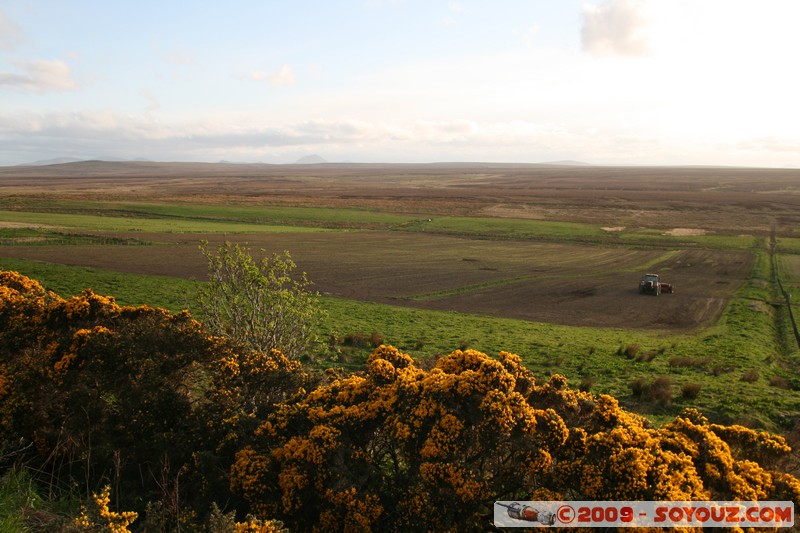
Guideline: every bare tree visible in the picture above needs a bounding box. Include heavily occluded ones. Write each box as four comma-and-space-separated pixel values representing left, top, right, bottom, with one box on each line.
196, 241, 322, 359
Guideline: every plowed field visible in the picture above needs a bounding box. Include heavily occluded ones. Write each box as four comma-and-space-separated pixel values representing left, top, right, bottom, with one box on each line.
0, 231, 752, 330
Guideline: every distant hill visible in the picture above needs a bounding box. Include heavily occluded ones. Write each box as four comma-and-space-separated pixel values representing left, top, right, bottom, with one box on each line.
540, 160, 591, 166
26, 156, 153, 166
28, 157, 86, 166
19, 155, 591, 168
293, 154, 328, 164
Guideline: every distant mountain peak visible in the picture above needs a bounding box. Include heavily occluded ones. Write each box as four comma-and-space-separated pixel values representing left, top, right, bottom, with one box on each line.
293, 154, 327, 164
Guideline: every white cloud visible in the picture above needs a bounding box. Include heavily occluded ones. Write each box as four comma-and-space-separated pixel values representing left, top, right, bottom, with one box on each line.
0, 10, 22, 51
732, 136, 800, 155
0, 59, 78, 92
1, 107, 798, 166
250, 64, 295, 87
581, 0, 651, 56
0, 110, 554, 162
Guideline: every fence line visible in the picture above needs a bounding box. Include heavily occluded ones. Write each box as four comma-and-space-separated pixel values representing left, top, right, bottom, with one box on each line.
771, 235, 800, 350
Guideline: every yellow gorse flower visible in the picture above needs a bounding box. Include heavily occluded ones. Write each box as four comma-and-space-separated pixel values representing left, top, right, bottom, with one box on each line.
74, 486, 137, 533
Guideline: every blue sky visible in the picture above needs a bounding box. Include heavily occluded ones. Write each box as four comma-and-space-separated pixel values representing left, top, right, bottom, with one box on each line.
1, 0, 799, 166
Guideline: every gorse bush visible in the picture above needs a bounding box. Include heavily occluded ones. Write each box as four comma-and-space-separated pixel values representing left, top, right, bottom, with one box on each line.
0, 271, 206, 527
232, 346, 800, 531
1, 270, 799, 531
74, 485, 138, 533
0, 270, 309, 530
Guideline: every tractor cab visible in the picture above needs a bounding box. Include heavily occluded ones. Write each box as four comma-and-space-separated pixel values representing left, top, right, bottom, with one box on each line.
639, 273, 661, 295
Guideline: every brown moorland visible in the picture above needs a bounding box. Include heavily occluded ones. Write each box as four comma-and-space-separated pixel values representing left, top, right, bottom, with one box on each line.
2, 161, 799, 230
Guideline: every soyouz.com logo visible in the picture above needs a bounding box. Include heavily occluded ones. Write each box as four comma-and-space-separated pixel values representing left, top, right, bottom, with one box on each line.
494, 501, 795, 528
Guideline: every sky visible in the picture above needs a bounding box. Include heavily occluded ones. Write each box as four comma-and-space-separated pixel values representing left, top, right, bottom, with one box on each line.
1, 0, 799, 167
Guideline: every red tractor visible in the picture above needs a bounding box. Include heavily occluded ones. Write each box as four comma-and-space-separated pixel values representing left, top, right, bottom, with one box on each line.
639, 273, 673, 295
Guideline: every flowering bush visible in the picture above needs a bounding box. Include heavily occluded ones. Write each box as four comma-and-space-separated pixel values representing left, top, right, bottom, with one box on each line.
2, 271, 799, 532
0, 272, 232, 526
74, 485, 138, 533
0, 270, 313, 529
231, 346, 800, 532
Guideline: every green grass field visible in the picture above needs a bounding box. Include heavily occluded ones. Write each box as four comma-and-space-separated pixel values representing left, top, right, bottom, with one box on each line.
0, 199, 762, 250
3, 250, 798, 431
0, 208, 334, 234
0, 198, 418, 231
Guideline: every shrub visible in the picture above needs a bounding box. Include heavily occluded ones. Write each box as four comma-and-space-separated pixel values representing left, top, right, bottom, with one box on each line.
75, 486, 138, 532
629, 376, 673, 405
4, 272, 800, 532
681, 382, 702, 399
741, 369, 759, 383
578, 377, 596, 392
623, 344, 640, 359
231, 347, 563, 531
342, 332, 370, 348
669, 356, 708, 369
196, 241, 323, 359
232, 347, 800, 530
369, 331, 385, 348
648, 376, 674, 405
770, 376, 790, 390
0, 283, 218, 521
712, 365, 734, 376
629, 377, 647, 398
0, 270, 310, 527
635, 350, 658, 362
